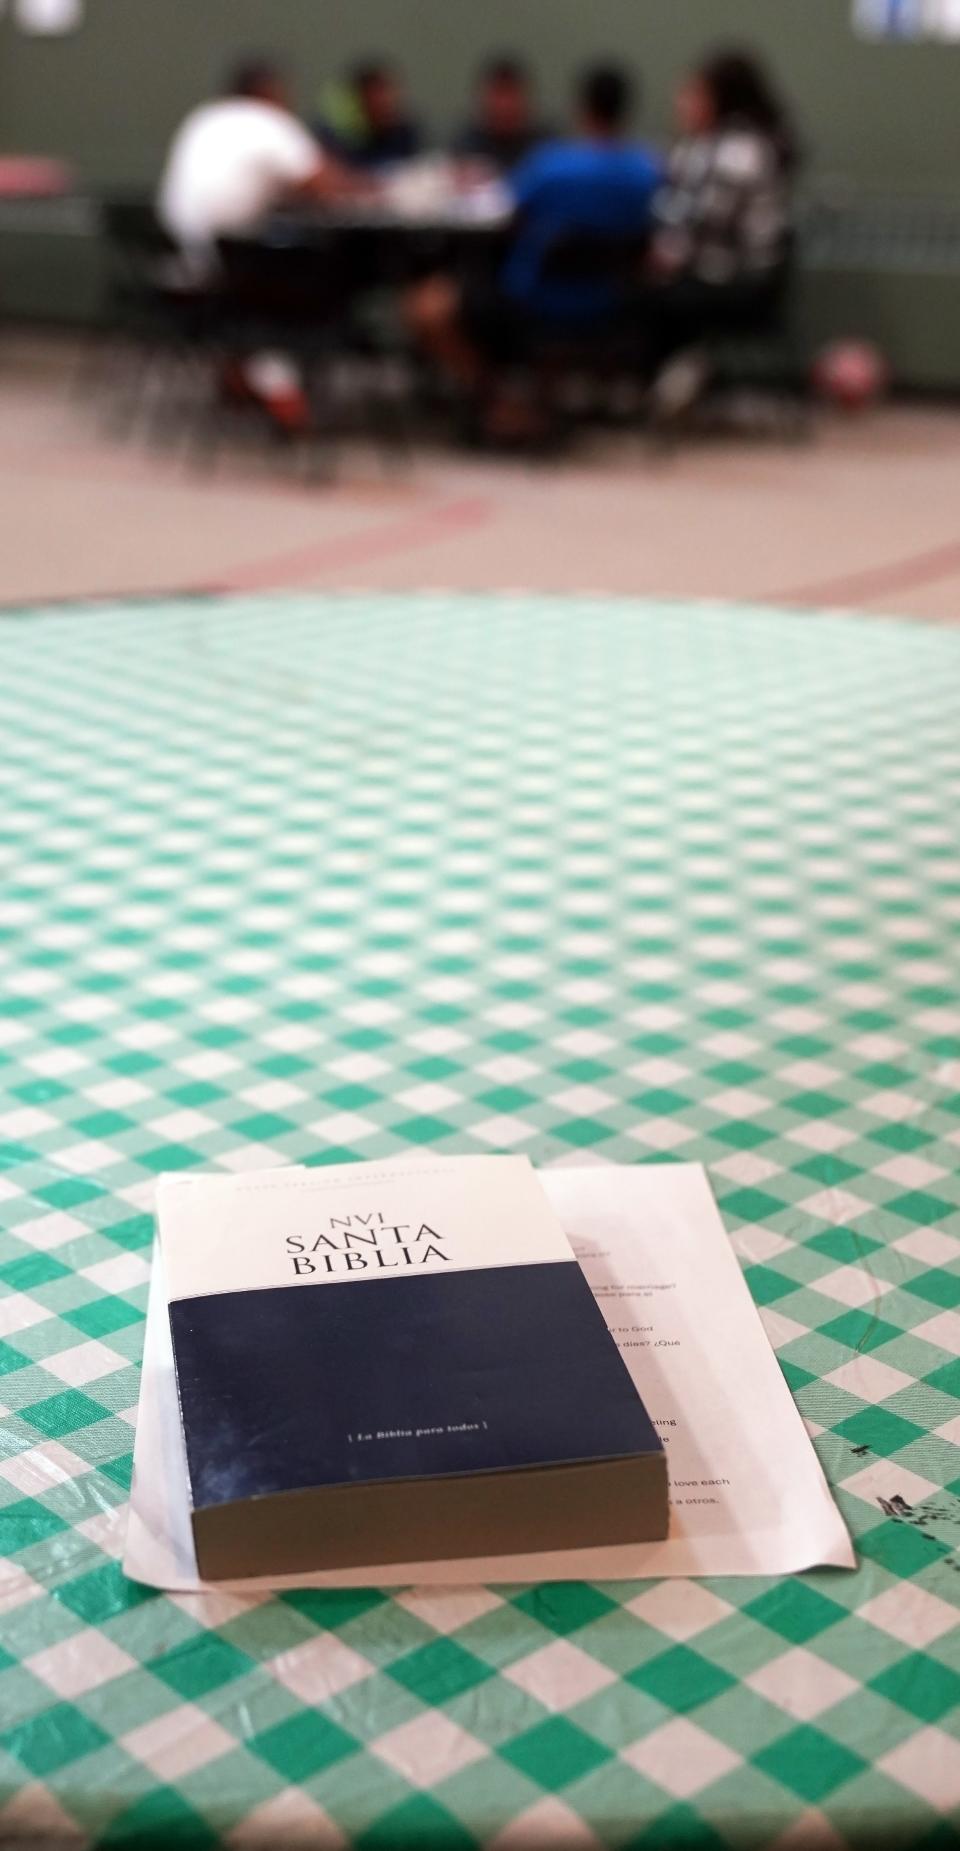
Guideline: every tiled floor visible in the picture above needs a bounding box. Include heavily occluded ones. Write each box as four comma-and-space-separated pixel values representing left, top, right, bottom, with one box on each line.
2, 330, 958, 619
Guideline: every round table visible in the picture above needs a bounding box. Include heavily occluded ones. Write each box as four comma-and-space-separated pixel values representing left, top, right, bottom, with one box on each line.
0, 592, 957, 1849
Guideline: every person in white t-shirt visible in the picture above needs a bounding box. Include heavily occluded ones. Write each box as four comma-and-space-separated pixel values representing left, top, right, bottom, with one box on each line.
159, 59, 339, 259
158, 59, 360, 431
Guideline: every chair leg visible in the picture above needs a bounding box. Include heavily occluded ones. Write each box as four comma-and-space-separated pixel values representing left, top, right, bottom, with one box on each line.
300, 353, 339, 482
72, 327, 115, 403
369, 355, 415, 471
184, 352, 233, 473
143, 346, 193, 449
100, 337, 152, 440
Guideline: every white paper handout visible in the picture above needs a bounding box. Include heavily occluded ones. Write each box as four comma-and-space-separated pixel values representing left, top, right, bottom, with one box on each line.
124, 1163, 853, 1589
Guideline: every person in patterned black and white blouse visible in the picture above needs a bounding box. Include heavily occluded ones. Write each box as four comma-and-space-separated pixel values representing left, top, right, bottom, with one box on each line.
642, 49, 801, 419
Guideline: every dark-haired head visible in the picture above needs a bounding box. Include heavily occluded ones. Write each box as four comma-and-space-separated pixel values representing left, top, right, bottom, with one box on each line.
480, 53, 530, 90
475, 54, 534, 136
680, 48, 799, 171
225, 58, 288, 107
577, 63, 636, 137
350, 58, 406, 129
351, 58, 395, 94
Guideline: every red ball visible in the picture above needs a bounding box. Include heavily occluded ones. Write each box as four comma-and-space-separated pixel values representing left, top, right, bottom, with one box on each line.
812, 340, 889, 411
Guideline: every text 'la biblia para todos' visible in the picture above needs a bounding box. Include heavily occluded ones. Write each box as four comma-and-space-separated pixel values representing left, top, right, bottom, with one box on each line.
286, 1211, 449, 1278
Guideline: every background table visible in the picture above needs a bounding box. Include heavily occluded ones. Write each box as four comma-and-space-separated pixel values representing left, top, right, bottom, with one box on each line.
0, 592, 957, 1850
263, 198, 509, 292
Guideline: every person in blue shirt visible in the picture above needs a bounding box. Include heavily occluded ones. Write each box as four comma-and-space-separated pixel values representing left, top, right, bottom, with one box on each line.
410, 63, 662, 426
504, 67, 663, 321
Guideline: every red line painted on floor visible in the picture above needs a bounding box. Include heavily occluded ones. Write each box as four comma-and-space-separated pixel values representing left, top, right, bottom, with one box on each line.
214, 496, 493, 592
770, 537, 960, 610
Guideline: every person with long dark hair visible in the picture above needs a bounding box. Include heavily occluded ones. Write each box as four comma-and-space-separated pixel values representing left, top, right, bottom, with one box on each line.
643, 48, 800, 418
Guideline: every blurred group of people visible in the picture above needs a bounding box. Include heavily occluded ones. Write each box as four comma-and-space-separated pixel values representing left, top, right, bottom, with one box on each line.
158, 53, 569, 262
313, 56, 557, 176
158, 47, 800, 437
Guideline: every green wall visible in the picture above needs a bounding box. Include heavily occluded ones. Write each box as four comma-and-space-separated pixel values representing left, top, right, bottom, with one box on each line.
1, 0, 959, 193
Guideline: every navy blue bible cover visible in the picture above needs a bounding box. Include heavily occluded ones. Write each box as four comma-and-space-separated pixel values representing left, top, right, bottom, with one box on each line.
157, 1157, 668, 1576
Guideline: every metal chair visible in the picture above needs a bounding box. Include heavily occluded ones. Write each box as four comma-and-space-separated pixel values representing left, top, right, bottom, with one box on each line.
96, 194, 223, 444
685, 233, 812, 443
496, 229, 650, 449
216, 228, 414, 470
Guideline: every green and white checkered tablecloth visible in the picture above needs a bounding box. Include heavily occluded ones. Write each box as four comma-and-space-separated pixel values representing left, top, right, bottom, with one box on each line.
0, 592, 957, 1850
